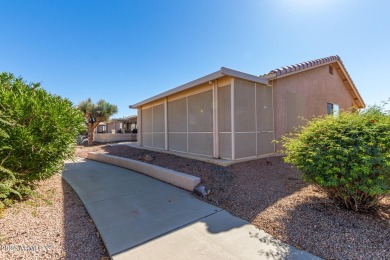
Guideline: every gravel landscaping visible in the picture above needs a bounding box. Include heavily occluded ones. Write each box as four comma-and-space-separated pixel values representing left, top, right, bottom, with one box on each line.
0, 172, 108, 260
76, 143, 390, 260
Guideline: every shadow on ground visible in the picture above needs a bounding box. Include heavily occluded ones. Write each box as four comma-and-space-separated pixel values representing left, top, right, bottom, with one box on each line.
266, 195, 390, 259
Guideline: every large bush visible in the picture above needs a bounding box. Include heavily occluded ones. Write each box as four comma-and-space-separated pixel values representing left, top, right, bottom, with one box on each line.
0, 72, 85, 207
0, 115, 21, 207
281, 106, 390, 212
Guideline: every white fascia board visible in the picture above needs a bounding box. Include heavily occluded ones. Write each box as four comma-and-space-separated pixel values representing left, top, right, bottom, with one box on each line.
130, 67, 270, 108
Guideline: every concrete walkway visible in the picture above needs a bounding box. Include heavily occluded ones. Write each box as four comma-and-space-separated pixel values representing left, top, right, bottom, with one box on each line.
63, 159, 320, 259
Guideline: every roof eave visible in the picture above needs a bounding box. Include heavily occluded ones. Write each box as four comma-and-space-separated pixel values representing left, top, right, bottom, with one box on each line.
130, 67, 269, 108
335, 60, 365, 108
129, 70, 224, 108
220, 67, 269, 85
262, 59, 365, 109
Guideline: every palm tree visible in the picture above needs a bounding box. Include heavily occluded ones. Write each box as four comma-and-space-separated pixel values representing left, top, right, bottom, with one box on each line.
77, 98, 118, 145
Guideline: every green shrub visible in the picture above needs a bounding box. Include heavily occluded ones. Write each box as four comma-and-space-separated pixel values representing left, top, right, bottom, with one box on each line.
281, 106, 390, 212
0, 116, 21, 208
0, 72, 85, 205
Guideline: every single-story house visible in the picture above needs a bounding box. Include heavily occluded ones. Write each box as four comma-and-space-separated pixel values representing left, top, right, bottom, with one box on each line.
130, 55, 365, 161
94, 115, 138, 143
95, 115, 138, 134
96, 122, 108, 133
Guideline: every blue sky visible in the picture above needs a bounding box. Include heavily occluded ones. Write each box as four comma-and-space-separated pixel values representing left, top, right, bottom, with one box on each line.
1, 0, 389, 117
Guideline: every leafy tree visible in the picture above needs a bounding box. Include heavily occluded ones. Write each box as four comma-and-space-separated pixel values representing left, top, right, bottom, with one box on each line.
281, 105, 390, 212
77, 98, 118, 145
0, 72, 85, 206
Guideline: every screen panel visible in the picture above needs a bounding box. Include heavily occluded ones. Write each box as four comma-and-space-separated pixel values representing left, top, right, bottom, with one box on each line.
168, 133, 187, 152
188, 90, 213, 132
234, 79, 256, 132
219, 133, 232, 159
218, 85, 231, 132
188, 133, 213, 156
257, 132, 274, 155
256, 85, 273, 131
142, 107, 153, 133
153, 133, 165, 149
153, 104, 165, 133
235, 133, 256, 159
168, 98, 187, 132
142, 133, 153, 147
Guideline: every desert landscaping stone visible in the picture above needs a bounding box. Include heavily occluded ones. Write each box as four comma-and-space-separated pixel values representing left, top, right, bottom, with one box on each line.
63, 158, 319, 259
76, 144, 390, 259
194, 185, 211, 197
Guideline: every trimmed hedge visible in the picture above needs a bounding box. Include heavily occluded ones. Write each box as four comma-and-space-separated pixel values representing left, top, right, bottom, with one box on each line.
0, 72, 85, 207
281, 106, 390, 212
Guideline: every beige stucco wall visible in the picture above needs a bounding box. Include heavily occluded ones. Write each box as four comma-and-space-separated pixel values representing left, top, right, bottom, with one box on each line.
272, 63, 356, 146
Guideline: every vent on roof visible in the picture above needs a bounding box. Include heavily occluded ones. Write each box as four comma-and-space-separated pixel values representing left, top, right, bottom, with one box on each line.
329, 65, 334, 75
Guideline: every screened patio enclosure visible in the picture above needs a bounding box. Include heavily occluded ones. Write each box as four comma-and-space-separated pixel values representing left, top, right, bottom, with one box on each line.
137, 76, 274, 160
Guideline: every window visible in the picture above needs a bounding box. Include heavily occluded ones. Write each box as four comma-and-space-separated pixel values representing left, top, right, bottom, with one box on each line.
327, 102, 339, 116
97, 125, 106, 133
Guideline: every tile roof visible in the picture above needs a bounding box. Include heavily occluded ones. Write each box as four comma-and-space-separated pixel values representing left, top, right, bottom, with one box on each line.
262, 55, 341, 77
262, 55, 365, 108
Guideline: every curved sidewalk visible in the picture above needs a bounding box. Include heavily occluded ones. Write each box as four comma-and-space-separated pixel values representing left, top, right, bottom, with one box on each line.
63, 158, 320, 259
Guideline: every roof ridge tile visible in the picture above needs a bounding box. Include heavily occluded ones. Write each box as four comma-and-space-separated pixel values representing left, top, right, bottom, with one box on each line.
260, 55, 364, 108
261, 55, 341, 77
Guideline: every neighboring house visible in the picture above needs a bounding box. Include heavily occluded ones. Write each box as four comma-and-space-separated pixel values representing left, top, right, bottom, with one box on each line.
107, 115, 138, 133
93, 115, 138, 143
95, 115, 138, 134
130, 55, 365, 161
